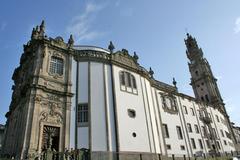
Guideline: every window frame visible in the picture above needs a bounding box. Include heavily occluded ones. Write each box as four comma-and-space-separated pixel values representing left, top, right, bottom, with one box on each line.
119, 71, 138, 94
162, 124, 169, 138
77, 103, 89, 127
194, 124, 200, 133
49, 56, 64, 76
187, 123, 192, 133
191, 138, 196, 149
176, 126, 183, 139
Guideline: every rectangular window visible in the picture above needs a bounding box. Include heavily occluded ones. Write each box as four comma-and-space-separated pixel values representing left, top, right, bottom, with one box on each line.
190, 108, 195, 116
220, 129, 225, 137
187, 123, 192, 133
215, 115, 220, 122
126, 72, 131, 87
131, 75, 137, 89
50, 56, 64, 75
183, 105, 188, 114
180, 145, 185, 150
176, 126, 183, 139
77, 104, 88, 125
191, 138, 196, 149
198, 139, 203, 149
217, 141, 221, 149
120, 71, 125, 85
224, 140, 227, 145
194, 124, 199, 133
166, 144, 171, 150
202, 126, 207, 136
162, 124, 169, 138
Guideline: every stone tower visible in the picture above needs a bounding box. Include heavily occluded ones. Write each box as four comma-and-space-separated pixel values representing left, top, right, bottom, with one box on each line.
185, 33, 237, 145
2, 21, 74, 159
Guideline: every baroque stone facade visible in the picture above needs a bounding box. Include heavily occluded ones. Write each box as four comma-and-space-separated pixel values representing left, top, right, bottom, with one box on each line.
2, 21, 239, 159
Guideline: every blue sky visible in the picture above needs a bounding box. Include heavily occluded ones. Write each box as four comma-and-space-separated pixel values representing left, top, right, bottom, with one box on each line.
0, 0, 240, 126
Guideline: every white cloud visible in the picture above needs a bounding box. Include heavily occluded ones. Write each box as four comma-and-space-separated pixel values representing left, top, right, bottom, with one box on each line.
66, 2, 106, 43
0, 22, 7, 31
234, 17, 240, 34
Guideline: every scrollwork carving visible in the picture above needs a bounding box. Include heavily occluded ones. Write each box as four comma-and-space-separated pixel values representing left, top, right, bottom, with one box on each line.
160, 93, 178, 114
40, 109, 63, 124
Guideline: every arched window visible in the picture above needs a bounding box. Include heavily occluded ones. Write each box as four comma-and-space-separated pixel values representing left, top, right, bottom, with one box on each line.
119, 71, 137, 94
49, 56, 64, 75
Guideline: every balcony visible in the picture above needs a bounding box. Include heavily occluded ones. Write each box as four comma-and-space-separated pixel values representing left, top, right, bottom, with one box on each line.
200, 116, 212, 124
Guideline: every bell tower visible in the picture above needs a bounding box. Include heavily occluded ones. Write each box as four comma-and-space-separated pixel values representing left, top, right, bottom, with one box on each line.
185, 33, 225, 111
185, 33, 238, 145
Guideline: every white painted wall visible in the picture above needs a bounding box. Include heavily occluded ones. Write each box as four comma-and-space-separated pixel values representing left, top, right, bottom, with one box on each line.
113, 65, 150, 152
90, 62, 107, 151
140, 77, 154, 153
77, 62, 89, 149
157, 91, 189, 156
78, 127, 89, 149
71, 58, 235, 155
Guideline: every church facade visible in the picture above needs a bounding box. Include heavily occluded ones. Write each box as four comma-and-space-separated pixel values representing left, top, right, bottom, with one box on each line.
2, 21, 238, 159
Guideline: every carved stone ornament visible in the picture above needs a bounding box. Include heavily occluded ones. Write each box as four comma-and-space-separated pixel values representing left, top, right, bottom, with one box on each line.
40, 110, 63, 124
160, 93, 178, 114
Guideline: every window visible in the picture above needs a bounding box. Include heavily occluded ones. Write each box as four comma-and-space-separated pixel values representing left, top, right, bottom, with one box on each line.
191, 138, 196, 149
119, 71, 125, 85
224, 140, 227, 145
190, 108, 195, 116
180, 145, 185, 150
77, 104, 88, 124
195, 71, 199, 76
198, 139, 203, 149
176, 126, 183, 139
183, 106, 188, 114
215, 115, 220, 122
187, 123, 192, 133
119, 71, 137, 93
162, 124, 169, 138
194, 124, 199, 133
217, 141, 221, 149
128, 109, 136, 118
201, 96, 204, 101
202, 126, 207, 136
205, 95, 209, 102
220, 129, 225, 137
166, 144, 171, 150
49, 56, 64, 75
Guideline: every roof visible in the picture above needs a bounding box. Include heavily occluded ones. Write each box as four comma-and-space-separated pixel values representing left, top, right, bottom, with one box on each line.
73, 45, 110, 54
